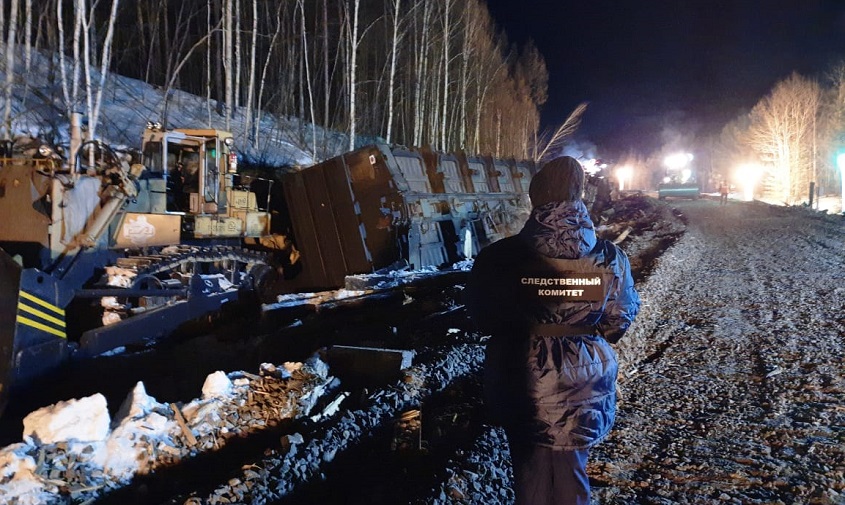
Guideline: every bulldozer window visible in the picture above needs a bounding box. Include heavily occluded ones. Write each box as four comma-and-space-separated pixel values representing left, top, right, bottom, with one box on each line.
142, 142, 164, 175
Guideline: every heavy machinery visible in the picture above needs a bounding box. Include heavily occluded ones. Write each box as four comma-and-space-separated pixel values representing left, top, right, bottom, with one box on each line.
657, 152, 701, 200
657, 181, 701, 200
0, 120, 539, 414
0, 121, 288, 410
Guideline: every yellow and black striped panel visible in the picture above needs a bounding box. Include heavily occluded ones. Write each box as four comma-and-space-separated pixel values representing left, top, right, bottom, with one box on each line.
16, 291, 66, 339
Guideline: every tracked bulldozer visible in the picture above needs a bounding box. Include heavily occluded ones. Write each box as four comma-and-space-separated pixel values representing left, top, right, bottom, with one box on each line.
0, 119, 292, 413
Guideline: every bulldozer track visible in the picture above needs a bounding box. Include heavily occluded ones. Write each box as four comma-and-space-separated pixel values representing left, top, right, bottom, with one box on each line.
115, 245, 271, 285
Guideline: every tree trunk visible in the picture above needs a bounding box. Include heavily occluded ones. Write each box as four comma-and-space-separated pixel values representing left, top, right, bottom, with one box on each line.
87, 0, 120, 141
299, 0, 317, 159
234, 0, 241, 111
323, 0, 330, 128
224, 0, 233, 129
386, 0, 401, 144
3, 0, 19, 139
244, 0, 257, 141
206, 0, 213, 125
440, 0, 452, 150
348, 0, 360, 151
413, 1, 432, 146
24, 0, 32, 74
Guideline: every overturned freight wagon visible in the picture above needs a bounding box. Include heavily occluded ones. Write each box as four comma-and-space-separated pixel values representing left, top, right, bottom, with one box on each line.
278, 144, 536, 292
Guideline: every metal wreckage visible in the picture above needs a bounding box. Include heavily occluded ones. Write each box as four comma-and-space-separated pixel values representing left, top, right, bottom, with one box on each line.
0, 117, 558, 414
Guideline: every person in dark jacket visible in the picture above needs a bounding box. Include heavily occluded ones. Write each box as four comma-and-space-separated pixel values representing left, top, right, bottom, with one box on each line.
466, 156, 640, 505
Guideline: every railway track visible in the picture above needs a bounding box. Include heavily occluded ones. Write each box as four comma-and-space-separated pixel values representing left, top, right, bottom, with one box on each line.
0, 195, 683, 505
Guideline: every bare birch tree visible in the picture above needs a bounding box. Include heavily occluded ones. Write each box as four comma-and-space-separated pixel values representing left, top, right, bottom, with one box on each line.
439, 0, 452, 150
412, 0, 432, 146
234, 0, 241, 111
206, 0, 213, 124
244, 0, 257, 138
458, 1, 482, 150
223, 0, 234, 129
298, 0, 318, 159
385, 0, 402, 144
347, 0, 361, 150
56, 0, 85, 143
3, 0, 19, 139
0, 0, 547, 162
322, 0, 331, 128
83, 0, 120, 141
24, 0, 32, 74
746, 72, 821, 204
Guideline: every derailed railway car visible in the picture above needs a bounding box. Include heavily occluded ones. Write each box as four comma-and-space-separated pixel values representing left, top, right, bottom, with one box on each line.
277, 145, 535, 292
0, 127, 535, 414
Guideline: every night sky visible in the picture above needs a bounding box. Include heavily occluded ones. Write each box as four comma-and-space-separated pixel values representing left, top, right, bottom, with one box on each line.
485, 0, 845, 158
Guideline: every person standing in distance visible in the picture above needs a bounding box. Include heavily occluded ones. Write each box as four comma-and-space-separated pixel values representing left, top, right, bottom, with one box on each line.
466, 156, 640, 505
719, 180, 729, 206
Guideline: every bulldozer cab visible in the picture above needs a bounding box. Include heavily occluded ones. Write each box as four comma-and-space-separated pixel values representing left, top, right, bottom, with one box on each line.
141, 126, 236, 214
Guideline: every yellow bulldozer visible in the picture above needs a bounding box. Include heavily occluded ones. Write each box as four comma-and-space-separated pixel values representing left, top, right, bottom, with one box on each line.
0, 120, 293, 413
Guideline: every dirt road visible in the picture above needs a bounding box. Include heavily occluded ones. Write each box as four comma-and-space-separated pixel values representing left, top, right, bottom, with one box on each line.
592, 199, 845, 504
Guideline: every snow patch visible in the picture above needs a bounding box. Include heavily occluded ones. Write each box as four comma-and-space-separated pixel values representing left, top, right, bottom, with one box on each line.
22, 394, 110, 444
202, 371, 234, 400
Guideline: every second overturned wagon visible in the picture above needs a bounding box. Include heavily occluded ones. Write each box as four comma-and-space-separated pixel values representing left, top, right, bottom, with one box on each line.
277, 145, 537, 292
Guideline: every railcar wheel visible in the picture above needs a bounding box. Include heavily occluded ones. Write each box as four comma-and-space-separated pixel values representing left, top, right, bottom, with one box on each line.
249, 263, 281, 304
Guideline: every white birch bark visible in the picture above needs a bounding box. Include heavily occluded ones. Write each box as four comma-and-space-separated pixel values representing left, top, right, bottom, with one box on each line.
348, 0, 360, 151
3, 0, 19, 139
87, 0, 119, 141
206, 0, 213, 125
440, 0, 452, 150
385, 0, 402, 144
473, 59, 505, 153
244, 0, 257, 140
223, 0, 233, 129
323, 0, 330, 128
81, 0, 93, 142
297, 0, 318, 159
0, 0, 5, 55
24, 0, 32, 74
430, 51, 441, 146
72, 0, 83, 123
56, 0, 86, 153
459, 2, 478, 150
413, 1, 432, 146
57, 0, 69, 114
234, 0, 241, 110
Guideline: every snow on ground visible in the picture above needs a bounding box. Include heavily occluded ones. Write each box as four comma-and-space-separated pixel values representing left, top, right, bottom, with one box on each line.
0, 356, 335, 505
0, 43, 350, 168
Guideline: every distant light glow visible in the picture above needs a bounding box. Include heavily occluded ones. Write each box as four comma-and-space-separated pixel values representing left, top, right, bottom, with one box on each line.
736, 163, 763, 201
680, 169, 692, 183
663, 152, 693, 171
616, 165, 633, 191
583, 158, 600, 175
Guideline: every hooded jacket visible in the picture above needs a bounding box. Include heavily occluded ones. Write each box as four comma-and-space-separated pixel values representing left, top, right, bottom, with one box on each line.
466, 200, 640, 449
